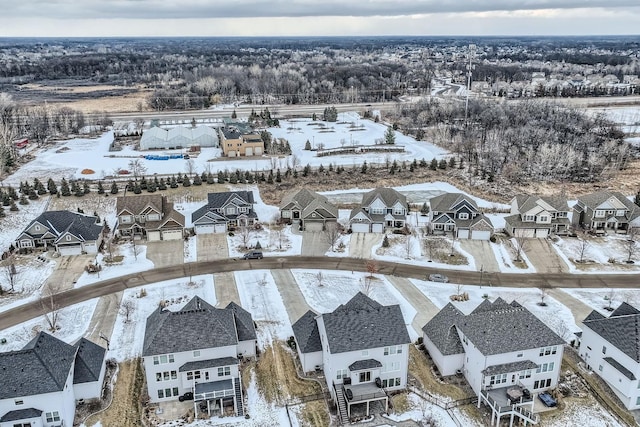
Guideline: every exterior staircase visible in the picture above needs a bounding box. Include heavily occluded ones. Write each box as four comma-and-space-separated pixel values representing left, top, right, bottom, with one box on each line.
335, 386, 349, 425
234, 376, 244, 417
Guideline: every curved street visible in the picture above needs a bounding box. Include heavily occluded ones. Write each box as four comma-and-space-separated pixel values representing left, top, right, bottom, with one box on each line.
1, 255, 638, 331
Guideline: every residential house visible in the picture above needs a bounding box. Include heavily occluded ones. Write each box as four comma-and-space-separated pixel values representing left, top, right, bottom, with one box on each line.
573, 191, 640, 234
422, 298, 565, 426
142, 296, 256, 417
292, 293, 411, 423
428, 193, 493, 240
349, 188, 407, 233
15, 210, 104, 255
504, 195, 571, 238
0, 332, 106, 427
116, 194, 185, 241
219, 127, 264, 157
192, 191, 258, 234
280, 188, 338, 231
579, 302, 640, 410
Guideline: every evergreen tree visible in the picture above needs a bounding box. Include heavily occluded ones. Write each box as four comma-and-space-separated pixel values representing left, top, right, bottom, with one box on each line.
231, 109, 237, 119
266, 171, 274, 184
28, 189, 38, 200
10, 200, 18, 211
1, 193, 10, 206
110, 181, 119, 194
312, 113, 317, 121
217, 171, 226, 183
449, 157, 456, 168
177, 173, 184, 184
293, 169, 298, 179
384, 126, 396, 145
34, 178, 47, 195
361, 161, 368, 174
635, 190, 640, 207
19, 193, 29, 205
97, 181, 105, 194
133, 183, 142, 194
429, 158, 438, 171
83, 181, 90, 194
7, 186, 18, 200
255, 240, 262, 249
302, 164, 311, 177
318, 164, 325, 173
74, 182, 85, 197
421, 203, 429, 215
323, 106, 338, 122
419, 159, 427, 168
170, 176, 178, 188
0, 205, 4, 218
193, 174, 202, 185
206, 173, 215, 184
47, 178, 58, 195
229, 173, 238, 184
382, 235, 390, 248
60, 178, 71, 196
159, 178, 167, 190
275, 169, 282, 183
438, 159, 447, 170
304, 140, 311, 150
183, 175, 191, 187
328, 163, 334, 172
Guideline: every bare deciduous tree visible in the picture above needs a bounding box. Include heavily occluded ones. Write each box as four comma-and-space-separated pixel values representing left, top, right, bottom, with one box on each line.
576, 231, 590, 263
128, 159, 147, 180
625, 228, 638, 263
238, 225, 252, 250
404, 234, 415, 259
1, 256, 18, 293
185, 159, 197, 177
323, 222, 342, 251
41, 282, 62, 332
119, 299, 135, 323
360, 277, 374, 297
316, 271, 325, 287
365, 260, 379, 278
538, 283, 551, 306
513, 230, 529, 263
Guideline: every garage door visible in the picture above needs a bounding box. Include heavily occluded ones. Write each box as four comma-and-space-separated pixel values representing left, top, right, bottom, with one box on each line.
162, 230, 183, 240
514, 228, 535, 238
352, 223, 370, 233
535, 228, 549, 238
245, 147, 253, 156
196, 224, 216, 234
147, 231, 161, 242
371, 223, 384, 233
305, 222, 324, 232
471, 230, 491, 240
83, 242, 98, 254
214, 223, 227, 233
255, 147, 263, 155
228, 150, 237, 157
458, 229, 470, 239
58, 245, 82, 256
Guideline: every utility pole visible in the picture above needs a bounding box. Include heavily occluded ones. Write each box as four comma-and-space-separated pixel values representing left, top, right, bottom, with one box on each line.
464, 44, 476, 126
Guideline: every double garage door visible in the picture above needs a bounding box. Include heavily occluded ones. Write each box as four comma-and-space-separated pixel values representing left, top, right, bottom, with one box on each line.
148, 230, 184, 241
458, 229, 491, 240
195, 223, 227, 234
514, 228, 549, 238
57, 244, 83, 256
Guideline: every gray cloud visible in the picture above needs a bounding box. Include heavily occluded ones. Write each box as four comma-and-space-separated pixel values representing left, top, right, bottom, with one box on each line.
2, 0, 640, 19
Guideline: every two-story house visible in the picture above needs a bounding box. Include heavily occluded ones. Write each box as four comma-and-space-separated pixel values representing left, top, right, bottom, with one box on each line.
504, 195, 571, 238
292, 293, 411, 423
142, 297, 256, 418
15, 210, 105, 256
349, 188, 407, 233
280, 188, 338, 232
428, 193, 493, 240
422, 298, 565, 426
579, 302, 640, 410
116, 194, 185, 241
573, 191, 640, 234
192, 191, 258, 234
0, 333, 106, 427
219, 127, 264, 157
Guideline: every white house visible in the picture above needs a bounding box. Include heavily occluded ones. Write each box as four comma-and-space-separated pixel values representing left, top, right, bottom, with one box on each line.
349, 188, 408, 233
292, 293, 411, 423
0, 333, 106, 427
579, 302, 640, 410
422, 298, 565, 427
142, 297, 256, 418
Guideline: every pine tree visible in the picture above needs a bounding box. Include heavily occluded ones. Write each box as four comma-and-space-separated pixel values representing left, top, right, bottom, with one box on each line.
231, 109, 237, 119
384, 126, 396, 145
193, 174, 202, 185
635, 190, 640, 207
133, 183, 142, 194
10, 200, 18, 211
110, 181, 119, 194
421, 202, 429, 216
438, 159, 447, 170
255, 240, 262, 249
19, 193, 28, 205
361, 161, 368, 174
170, 176, 178, 188
7, 186, 18, 200
302, 164, 311, 177
318, 164, 325, 173
206, 173, 215, 184
47, 178, 58, 195
28, 189, 38, 200
0, 205, 4, 218
60, 178, 71, 196
382, 235, 390, 248
97, 181, 105, 194
159, 178, 167, 190
183, 175, 191, 187
429, 159, 438, 171
276, 169, 282, 183
449, 157, 456, 168
217, 171, 226, 183
83, 181, 90, 194
266, 171, 274, 184
304, 140, 311, 150
34, 178, 47, 195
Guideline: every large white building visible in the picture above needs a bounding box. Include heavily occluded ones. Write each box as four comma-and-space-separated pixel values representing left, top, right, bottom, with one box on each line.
139, 125, 219, 150
422, 298, 565, 427
579, 302, 640, 410
292, 292, 411, 424
142, 297, 256, 418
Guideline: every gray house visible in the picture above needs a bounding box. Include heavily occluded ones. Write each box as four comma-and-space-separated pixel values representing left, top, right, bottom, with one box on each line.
0, 332, 106, 427
142, 296, 256, 418
15, 210, 104, 255
504, 195, 571, 238
349, 188, 407, 233
428, 192, 493, 240
192, 191, 258, 234
573, 191, 640, 234
280, 189, 338, 231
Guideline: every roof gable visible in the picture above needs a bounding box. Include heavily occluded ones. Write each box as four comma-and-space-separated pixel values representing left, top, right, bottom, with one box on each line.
73, 338, 106, 384
292, 310, 322, 354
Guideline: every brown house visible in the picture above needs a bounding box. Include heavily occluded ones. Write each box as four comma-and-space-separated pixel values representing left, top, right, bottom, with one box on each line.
219, 127, 264, 157
116, 194, 184, 241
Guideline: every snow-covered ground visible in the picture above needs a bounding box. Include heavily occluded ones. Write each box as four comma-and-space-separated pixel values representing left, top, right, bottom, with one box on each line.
0, 197, 49, 253
562, 288, 640, 316
74, 242, 155, 288
0, 256, 56, 313
491, 241, 536, 273
552, 235, 640, 273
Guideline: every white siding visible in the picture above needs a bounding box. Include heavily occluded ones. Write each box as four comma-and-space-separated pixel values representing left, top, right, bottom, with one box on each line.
74, 361, 107, 401
422, 334, 464, 376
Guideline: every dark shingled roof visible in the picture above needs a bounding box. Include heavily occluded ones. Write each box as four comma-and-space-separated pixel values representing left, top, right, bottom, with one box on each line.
582, 303, 640, 362
0, 332, 77, 399
280, 188, 338, 219
430, 192, 479, 213
604, 357, 637, 380
143, 296, 255, 357
349, 359, 382, 371
482, 360, 538, 376
179, 357, 238, 372
292, 310, 322, 354
73, 338, 106, 385
20, 210, 103, 243
361, 187, 407, 209
422, 303, 465, 355
322, 292, 411, 354
0, 408, 43, 422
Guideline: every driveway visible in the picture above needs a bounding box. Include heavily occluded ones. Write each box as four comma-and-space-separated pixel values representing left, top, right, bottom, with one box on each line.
146, 240, 184, 267
523, 239, 569, 273
548, 289, 594, 329
271, 269, 312, 323
213, 272, 240, 307
197, 234, 229, 262
85, 291, 123, 346
386, 276, 440, 336
459, 240, 500, 273
349, 233, 382, 259
301, 232, 331, 257
50, 254, 94, 292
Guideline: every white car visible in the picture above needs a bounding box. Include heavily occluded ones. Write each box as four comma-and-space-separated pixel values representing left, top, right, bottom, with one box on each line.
428, 273, 449, 283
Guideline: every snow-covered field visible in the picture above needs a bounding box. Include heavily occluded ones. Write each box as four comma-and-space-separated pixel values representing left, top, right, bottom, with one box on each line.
561, 288, 640, 316
74, 243, 155, 288
552, 235, 640, 273
0, 256, 56, 313
0, 197, 48, 253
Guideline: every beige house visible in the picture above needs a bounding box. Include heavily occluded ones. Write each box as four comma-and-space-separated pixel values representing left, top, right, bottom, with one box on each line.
219, 127, 264, 157
116, 194, 185, 241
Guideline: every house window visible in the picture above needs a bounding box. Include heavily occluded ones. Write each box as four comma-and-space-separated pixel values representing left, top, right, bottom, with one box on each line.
336, 369, 348, 380
536, 362, 554, 373
524, 215, 535, 221
14, 399, 23, 405
359, 371, 371, 382
539, 216, 549, 222
602, 346, 607, 354
533, 379, 552, 389
66, 235, 71, 241
35, 225, 41, 231
239, 207, 248, 213
490, 374, 508, 385
282, 211, 291, 218
193, 350, 200, 358
187, 371, 202, 381
45, 412, 61, 423
386, 362, 400, 371
616, 210, 625, 217
121, 215, 132, 224
517, 353, 523, 358
458, 213, 469, 220
636, 396, 640, 406
226, 207, 236, 215
519, 370, 532, 379
594, 210, 605, 218
393, 208, 404, 215
218, 366, 231, 377
384, 345, 402, 355
148, 214, 160, 221
539, 346, 556, 356
154, 354, 175, 365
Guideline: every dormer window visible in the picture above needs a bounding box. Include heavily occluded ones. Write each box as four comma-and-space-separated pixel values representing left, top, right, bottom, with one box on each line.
66, 235, 71, 241
459, 213, 469, 220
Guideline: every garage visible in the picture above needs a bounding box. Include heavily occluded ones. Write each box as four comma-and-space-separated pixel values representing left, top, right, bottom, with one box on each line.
255, 147, 263, 155
162, 230, 183, 240
351, 223, 370, 233
535, 228, 549, 238
371, 223, 384, 233
245, 147, 253, 156
513, 228, 535, 238
458, 229, 470, 239
147, 231, 161, 241
57, 244, 82, 256
305, 222, 324, 232
471, 230, 491, 240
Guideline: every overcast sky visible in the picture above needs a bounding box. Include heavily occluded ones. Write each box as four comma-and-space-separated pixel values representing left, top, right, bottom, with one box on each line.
0, 1, 639, 37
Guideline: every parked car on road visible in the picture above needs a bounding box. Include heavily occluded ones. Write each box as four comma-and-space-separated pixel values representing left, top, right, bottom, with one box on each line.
538, 392, 557, 407
428, 273, 449, 283
243, 251, 264, 260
